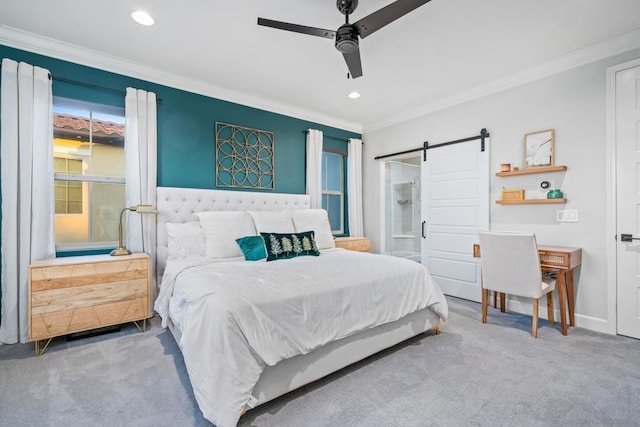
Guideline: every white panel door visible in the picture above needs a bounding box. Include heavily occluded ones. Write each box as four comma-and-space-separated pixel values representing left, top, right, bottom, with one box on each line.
421, 138, 490, 302
616, 65, 640, 339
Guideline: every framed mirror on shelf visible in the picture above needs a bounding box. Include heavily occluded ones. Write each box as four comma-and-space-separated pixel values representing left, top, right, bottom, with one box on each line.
524, 129, 554, 168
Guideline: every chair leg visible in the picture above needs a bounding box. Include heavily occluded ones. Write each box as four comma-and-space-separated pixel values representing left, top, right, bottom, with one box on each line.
500, 292, 506, 312
546, 291, 554, 325
532, 298, 539, 338
493, 291, 497, 308
481, 288, 489, 323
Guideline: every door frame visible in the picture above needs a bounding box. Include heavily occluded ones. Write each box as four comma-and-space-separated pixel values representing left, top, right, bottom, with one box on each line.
605, 57, 640, 336
377, 154, 423, 256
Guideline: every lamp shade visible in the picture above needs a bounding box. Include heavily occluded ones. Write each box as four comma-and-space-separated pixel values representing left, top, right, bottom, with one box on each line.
132, 205, 158, 214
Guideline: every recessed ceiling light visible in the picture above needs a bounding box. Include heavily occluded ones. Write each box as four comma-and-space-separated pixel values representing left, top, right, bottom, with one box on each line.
348, 91, 361, 99
131, 10, 155, 26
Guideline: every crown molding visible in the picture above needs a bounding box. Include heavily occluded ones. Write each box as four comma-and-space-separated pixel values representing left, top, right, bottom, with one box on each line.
0, 25, 363, 134
363, 28, 640, 133
3, 24, 639, 136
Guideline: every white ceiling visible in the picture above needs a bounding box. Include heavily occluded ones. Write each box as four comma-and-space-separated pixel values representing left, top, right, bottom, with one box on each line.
1, 0, 640, 133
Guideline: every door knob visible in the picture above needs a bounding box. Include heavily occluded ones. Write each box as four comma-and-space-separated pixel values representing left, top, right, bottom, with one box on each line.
621, 234, 640, 242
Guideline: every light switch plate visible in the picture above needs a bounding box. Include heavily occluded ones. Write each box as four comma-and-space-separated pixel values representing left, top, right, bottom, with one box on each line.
556, 209, 578, 222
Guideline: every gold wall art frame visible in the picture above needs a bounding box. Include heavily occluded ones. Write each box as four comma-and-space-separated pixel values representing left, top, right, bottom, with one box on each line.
215, 122, 275, 189
524, 129, 554, 169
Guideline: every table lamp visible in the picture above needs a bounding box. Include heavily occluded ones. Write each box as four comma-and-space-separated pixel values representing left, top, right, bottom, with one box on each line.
110, 204, 158, 256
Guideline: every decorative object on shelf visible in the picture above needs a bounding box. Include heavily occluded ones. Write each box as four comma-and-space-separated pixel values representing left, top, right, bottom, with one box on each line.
216, 122, 275, 190
500, 163, 511, 172
111, 205, 158, 256
501, 188, 525, 201
524, 128, 554, 168
547, 189, 564, 199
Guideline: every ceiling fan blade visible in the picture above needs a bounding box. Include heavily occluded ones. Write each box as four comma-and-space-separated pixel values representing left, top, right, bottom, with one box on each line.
257, 17, 336, 39
353, 0, 432, 39
342, 49, 363, 79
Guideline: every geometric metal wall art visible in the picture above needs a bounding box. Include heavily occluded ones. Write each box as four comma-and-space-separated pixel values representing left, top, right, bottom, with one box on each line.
215, 122, 275, 189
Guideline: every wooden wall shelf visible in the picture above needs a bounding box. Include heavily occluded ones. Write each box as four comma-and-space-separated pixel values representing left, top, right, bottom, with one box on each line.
496, 198, 567, 205
496, 165, 567, 177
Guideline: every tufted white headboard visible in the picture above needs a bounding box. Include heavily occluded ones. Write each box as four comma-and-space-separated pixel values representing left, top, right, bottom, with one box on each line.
156, 187, 311, 283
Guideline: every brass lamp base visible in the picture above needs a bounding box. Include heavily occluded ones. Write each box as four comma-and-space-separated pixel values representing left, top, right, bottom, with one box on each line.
110, 247, 132, 256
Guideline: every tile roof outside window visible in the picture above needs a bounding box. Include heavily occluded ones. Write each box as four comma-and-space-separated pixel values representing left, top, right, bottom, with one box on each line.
53, 112, 125, 138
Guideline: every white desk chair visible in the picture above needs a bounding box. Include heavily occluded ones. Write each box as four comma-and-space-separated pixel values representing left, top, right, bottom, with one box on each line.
478, 231, 556, 338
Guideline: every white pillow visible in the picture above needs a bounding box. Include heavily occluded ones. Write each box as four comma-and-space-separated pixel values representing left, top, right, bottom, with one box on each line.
291, 209, 335, 250
248, 210, 295, 234
166, 222, 206, 259
196, 211, 257, 258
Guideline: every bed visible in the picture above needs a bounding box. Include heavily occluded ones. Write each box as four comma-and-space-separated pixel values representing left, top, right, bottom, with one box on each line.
154, 187, 448, 427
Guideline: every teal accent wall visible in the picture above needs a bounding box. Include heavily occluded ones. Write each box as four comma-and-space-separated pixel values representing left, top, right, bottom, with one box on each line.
0, 44, 361, 274
0, 45, 360, 263
0, 45, 360, 193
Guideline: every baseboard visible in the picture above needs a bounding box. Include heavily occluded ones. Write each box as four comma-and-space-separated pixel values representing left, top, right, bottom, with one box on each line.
494, 297, 613, 335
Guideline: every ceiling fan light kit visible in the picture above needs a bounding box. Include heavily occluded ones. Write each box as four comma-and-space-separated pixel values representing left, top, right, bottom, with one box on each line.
335, 25, 359, 53
258, 0, 432, 79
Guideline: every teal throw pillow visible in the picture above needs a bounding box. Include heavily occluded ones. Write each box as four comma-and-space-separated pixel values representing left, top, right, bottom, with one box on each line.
236, 235, 267, 261
261, 231, 320, 262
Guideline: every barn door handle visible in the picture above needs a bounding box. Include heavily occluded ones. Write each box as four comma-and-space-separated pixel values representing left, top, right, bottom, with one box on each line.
621, 234, 640, 242
422, 221, 426, 238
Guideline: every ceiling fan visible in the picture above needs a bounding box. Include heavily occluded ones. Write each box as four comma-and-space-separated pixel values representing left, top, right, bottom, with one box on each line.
257, 0, 432, 79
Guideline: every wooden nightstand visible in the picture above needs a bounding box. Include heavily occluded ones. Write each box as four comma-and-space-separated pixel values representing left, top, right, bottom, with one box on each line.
334, 237, 371, 252
28, 253, 150, 355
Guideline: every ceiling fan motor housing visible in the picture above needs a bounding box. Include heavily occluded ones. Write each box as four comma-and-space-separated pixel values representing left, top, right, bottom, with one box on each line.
335, 24, 359, 53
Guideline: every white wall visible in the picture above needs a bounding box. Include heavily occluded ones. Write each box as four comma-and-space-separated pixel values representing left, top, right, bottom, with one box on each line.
362, 47, 640, 334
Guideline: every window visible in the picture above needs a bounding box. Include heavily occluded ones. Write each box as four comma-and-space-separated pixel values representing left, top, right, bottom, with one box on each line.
321, 151, 344, 234
53, 98, 125, 251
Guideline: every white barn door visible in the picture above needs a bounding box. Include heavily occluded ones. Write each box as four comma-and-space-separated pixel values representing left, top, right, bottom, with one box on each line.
615, 64, 640, 339
421, 137, 490, 302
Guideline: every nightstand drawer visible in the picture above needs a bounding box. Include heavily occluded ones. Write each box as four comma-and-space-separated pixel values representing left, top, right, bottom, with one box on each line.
30, 297, 148, 341
334, 237, 371, 252
31, 279, 148, 314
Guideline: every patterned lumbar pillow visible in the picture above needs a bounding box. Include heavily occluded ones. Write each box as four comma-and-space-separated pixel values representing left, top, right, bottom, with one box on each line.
260, 231, 320, 261
235, 235, 267, 261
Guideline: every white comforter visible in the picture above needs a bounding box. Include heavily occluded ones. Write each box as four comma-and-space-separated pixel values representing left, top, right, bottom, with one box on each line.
155, 248, 448, 427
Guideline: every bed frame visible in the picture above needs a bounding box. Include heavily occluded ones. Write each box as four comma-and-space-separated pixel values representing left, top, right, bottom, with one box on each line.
156, 186, 441, 410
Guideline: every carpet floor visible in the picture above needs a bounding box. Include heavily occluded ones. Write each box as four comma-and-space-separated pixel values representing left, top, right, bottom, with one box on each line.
1, 296, 639, 426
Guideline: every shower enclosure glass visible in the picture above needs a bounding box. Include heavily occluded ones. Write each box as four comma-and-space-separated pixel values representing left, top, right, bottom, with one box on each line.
384, 159, 421, 262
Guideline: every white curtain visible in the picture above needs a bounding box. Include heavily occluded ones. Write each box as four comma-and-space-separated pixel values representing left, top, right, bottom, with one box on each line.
306, 129, 323, 209
125, 88, 157, 302
0, 59, 55, 344
347, 138, 364, 237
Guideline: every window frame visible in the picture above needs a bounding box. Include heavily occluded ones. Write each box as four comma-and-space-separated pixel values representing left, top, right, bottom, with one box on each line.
53, 97, 126, 252
321, 148, 345, 235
